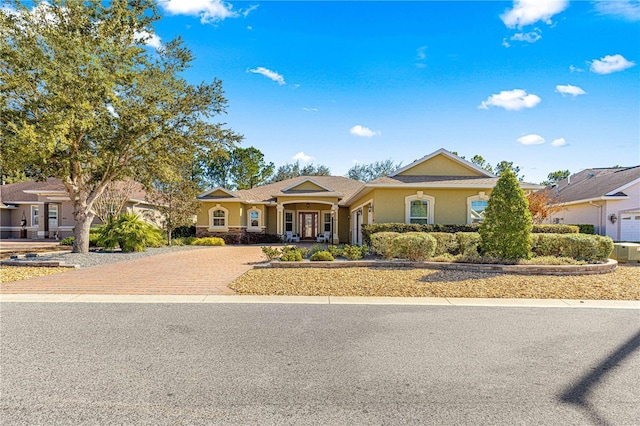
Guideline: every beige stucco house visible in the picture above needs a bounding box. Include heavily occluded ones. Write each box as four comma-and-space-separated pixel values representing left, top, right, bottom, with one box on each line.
196, 148, 542, 244
0, 178, 159, 239
544, 166, 640, 241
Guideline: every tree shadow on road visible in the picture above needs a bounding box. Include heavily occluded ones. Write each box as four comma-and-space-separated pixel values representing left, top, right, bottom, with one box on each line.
416, 269, 503, 283
558, 329, 640, 426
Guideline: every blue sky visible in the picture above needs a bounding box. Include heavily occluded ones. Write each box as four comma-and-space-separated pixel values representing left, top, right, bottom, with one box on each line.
151, 0, 639, 183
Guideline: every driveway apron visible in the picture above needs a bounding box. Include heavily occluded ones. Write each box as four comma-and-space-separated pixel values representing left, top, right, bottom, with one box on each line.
0, 246, 265, 295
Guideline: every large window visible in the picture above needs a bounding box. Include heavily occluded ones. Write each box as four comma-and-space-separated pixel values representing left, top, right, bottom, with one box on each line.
247, 207, 262, 231
48, 205, 58, 228
209, 205, 228, 230
405, 193, 435, 225
285, 211, 294, 232
467, 193, 490, 224
32, 206, 39, 227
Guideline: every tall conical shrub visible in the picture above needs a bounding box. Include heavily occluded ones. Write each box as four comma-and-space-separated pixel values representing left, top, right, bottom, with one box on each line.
479, 168, 533, 260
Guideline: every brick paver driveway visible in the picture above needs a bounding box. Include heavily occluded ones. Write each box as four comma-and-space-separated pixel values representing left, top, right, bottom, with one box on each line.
0, 246, 265, 295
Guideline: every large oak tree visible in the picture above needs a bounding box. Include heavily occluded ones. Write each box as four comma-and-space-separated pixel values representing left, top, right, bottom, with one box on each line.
1, 0, 239, 252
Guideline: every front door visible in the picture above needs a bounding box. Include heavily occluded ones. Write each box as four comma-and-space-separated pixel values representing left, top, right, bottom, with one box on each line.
299, 212, 318, 240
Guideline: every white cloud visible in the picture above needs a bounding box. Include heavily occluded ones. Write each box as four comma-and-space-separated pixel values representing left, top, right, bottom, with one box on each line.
248, 67, 286, 85
555, 84, 586, 96
569, 65, 585, 73
594, 0, 640, 21
590, 54, 636, 74
517, 134, 545, 145
242, 4, 259, 18
247, 25, 253, 30
350, 125, 381, 138
293, 152, 313, 162
302, 107, 318, 112
161, 0, 237, 24
134, 30, 162, 49
479, 89, 541, 110
510, 30, 542, 43
502, 38, 511, 48
416, 46, 427, 60
551, 138, 567, 147
501, 0, 568, 28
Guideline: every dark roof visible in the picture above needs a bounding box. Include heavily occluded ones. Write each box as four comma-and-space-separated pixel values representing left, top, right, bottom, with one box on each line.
552, 166, 640, 203
199, 176, 365, 205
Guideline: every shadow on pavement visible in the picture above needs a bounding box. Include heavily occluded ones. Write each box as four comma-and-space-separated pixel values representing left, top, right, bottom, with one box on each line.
559, 329, 640, 426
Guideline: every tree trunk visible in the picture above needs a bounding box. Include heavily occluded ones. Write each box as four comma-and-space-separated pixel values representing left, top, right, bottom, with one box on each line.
71, 200, 95, 254
167, 226, 172, 246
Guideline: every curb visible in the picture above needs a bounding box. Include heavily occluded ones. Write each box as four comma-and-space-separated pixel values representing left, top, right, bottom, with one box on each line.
1, 294, 638, 309
262, 258, 618, 276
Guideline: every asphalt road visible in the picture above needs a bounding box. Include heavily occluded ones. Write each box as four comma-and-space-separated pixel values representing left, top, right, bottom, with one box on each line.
1, 303, 639, 425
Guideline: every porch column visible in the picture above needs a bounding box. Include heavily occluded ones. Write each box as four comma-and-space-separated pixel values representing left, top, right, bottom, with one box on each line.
276, 204, 284, 235
331, 204, 339, 243
43, 202, 50, 238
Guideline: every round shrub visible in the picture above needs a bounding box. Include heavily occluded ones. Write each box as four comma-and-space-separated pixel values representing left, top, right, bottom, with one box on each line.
392, 232, 436, 261
370, 232, 399, 259
456, 232, 480, 257
532, 233, 614, 262
280, 249, 303, 262
59, 236, 74, 246
97, 212, 164, 252
310, 251, 334, 261
429, 232, 459, 256
341, 244, 364, 260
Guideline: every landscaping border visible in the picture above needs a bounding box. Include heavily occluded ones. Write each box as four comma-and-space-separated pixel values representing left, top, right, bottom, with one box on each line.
261, 258, 618, 276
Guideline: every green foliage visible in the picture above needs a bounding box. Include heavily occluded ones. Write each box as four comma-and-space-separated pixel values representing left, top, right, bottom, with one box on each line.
270, 161, 331, 183
190, 237, 225, 246
59, 237, 74, 246
327, 245, 343, 258
205, 146, 274, 190
570, 224, 595, 234
541, 170, 570, 186
310, 251, 334, 261
61, 234, 101, 248
392, 232, 437, 261
370, 232, 399, 259
456, 232, 481, 257
261, 246, 281, 260
532, 233, 613, 262
362, 223, 479, 244
309, 243, 326, 257
0, 1, 240, 253
479, 168, 533, 260
347, 159, 402, 182
470, 155, 494, 174
429, 232, 459, 256
341, 244, 364, 260
280, 249, 303, 262
532, 224, 579, 234
495, 161, 524, 181
97, 212, 164, 253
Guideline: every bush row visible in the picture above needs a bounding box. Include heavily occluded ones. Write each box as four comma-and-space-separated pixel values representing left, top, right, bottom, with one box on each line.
204, 232, 283, 245
262, 243, 369, 262
369, 231, 613, 262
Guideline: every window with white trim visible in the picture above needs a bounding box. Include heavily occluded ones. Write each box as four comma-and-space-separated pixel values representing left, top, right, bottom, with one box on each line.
32, 206, 39, 227
209, 205, 228, 230
48, 205, 58, 228
467, 193, 490, 224
323, 212, 331, 232
285, 211, 294, 232
405, 193, 435, 225
247, 207, 262, 230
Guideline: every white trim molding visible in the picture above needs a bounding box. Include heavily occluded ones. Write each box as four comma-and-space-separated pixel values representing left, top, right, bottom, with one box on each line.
467, 192, 490, 224
208, 204, 229, 231
247, 206, 263, 232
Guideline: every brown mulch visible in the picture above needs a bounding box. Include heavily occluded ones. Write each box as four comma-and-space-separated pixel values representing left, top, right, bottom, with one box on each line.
230, 264, 640, 300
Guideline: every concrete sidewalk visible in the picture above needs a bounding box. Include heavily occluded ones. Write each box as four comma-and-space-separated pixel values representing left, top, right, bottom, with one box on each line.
1, 293, 639, 309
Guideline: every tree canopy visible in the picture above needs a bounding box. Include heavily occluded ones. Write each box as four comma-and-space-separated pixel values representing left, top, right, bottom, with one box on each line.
347, 159, 402, 182
541, 170, 570, 186
270, 162, 331, 183
204, 146, 274, 190
0, 0, 240, 252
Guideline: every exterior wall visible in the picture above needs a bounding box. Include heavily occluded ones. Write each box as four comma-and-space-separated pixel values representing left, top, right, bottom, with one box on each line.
338, 207, 349, 243
370, 188, 493, 225
547, 182, 640, 240
266, 205, 277, 235
197, 201, 243, 228
398, 155, 484, 177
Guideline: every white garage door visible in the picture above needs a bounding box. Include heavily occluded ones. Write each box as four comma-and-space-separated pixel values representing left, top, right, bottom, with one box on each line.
620, 212, 640, 242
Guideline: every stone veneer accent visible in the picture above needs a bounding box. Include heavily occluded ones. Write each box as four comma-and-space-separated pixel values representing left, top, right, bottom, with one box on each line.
196, 227, 265, 238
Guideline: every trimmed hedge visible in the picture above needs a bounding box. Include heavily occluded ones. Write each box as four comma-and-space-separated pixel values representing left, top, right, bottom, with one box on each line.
190, 237, 225, 246
571, 224, 595, 234
206, 232, 283, 245
456, 232, 480, 256
280, 249, 303, 262
370, 232, 399, 259
429, 232, 459, 256
362, 223, 479, 244
310, 251, 334, 261
392, 232, 437, 261
532, 233, 613, 262
532, 224, 579, 234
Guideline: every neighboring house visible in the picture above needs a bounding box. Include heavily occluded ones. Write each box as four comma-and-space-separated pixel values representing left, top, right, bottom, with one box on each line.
196, 148, 542, 244
0, 178, 159, 239
544, 166, 640, 241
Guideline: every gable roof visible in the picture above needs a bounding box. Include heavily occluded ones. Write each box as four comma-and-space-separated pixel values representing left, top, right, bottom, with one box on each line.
390, 148, 496, 178
198, 176, 365, 205
551, 166, 640, 204
198, 186, 239, 199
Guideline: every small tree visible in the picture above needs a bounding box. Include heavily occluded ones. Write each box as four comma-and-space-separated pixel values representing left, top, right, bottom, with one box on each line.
527, 189, 562, 224
92, 179, 136, 224
347, 159, 402, 182
479, 168, 533, 260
